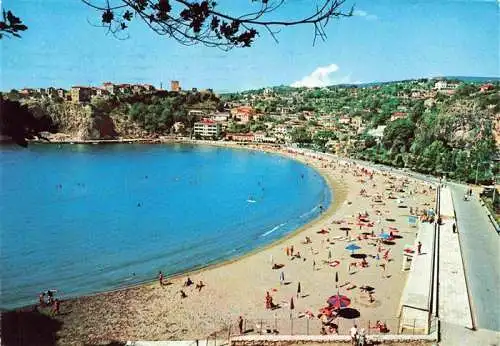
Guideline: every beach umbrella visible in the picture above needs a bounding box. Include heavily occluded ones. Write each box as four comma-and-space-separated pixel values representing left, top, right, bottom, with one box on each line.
379, 233, 391, 240
345, 243, 361, 254
327, 294, 351, 309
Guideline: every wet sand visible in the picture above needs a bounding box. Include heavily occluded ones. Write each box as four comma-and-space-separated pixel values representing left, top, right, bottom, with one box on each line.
20, 145, 436, 345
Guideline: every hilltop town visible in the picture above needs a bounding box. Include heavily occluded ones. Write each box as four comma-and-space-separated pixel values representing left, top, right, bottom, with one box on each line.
3, 78, 499, 185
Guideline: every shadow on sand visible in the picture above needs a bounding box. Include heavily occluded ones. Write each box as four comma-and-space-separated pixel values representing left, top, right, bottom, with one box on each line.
1, 308, 63, 346
338, 308, 361, 319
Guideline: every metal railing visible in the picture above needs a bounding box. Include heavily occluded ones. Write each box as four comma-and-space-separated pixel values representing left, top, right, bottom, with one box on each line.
209, 316, 438, 342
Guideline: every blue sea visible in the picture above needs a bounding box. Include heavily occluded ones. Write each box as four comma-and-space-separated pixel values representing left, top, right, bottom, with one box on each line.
0, 144, 331, 309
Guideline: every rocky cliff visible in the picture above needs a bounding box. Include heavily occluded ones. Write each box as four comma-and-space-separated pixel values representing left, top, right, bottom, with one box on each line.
24, 100, 158, 140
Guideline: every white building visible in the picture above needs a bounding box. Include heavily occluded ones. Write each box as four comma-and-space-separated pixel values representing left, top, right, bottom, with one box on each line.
367, 125, 387, 140
193, 120, 222, 138
434, 80, 458, 91
212, 112, 230, 122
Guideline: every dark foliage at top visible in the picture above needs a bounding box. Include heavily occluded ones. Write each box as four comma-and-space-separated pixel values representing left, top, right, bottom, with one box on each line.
1, 0, 352, 49
0, 10, 28, 38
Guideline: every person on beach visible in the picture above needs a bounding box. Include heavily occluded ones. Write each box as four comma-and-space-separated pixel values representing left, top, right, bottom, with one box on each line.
290, 245, 294, 257
286, 246, 290, 257
196, 281, 205, 292
238, 316, 244, 334
39, 292, 46, 307
158, 271, 164, 286
417, 241, 422, 255
265, 291, 274, 309
180, 290, 187, 298
350, 324, 358, 345
52, 299, 60, 315
184, 277, 193, 287
47, 290, 55, 305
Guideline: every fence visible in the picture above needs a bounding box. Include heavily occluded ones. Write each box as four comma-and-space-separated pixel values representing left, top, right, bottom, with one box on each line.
205, 316, 438, 344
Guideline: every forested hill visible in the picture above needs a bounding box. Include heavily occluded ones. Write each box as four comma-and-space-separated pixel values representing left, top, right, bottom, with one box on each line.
2, 90, 221, 144
222, 78, 499, 183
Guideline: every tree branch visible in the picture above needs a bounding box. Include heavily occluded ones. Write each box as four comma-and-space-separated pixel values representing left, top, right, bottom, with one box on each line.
0, 1, 353, 48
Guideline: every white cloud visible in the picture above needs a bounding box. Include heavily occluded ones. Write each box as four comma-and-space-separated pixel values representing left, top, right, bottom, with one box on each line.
291, 64, 360, 88
353, 9, 378, 20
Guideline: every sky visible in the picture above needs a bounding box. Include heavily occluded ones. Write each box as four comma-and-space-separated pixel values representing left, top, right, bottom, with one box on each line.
1, 0, 499, 92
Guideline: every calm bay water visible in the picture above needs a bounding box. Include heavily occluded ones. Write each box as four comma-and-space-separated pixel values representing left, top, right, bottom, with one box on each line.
0, 144, 331, 309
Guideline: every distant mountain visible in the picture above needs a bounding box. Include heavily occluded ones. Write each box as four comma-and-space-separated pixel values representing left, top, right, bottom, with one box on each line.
444, 76, 500, 83
220, 76, 499, 94
337, 76, 500, 88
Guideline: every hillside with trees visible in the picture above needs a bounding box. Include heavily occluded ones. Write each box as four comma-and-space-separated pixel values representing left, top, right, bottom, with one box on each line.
222, 78, 499, 184
2, 90, 221, 141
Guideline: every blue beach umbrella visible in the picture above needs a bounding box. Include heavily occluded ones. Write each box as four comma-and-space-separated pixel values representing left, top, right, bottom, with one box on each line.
345, 243, 361, 254
379, 233, 391, 240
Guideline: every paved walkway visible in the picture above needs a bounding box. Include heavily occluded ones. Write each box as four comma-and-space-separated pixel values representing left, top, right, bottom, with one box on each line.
448, 182, 500, 332
398, 221, 434, 331
438, 188, 472, 329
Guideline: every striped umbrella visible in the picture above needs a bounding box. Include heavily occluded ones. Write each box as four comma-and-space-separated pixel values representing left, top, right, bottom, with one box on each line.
327, 294, 351, 309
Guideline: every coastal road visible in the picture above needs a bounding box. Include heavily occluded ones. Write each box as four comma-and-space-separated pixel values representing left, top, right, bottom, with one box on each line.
448, 182, 500, 332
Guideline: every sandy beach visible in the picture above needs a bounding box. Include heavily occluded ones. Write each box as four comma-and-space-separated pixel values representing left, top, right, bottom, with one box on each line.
12, 144, 436, 345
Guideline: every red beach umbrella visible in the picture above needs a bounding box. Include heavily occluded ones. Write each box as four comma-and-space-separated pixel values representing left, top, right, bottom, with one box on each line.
327, 294, 351, 309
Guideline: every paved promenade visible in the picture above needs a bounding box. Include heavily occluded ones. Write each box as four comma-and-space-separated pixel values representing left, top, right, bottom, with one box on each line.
437, 188, 472, 330
448, 182, 500, 332
398, 221, 434, 331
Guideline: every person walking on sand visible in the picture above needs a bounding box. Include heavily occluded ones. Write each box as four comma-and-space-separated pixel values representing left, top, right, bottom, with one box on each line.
417, 241, 422, 255
286, 246, 290, 257
158, 271, 164, 286
238, 316, 244, 335
290, 245, 294, 257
